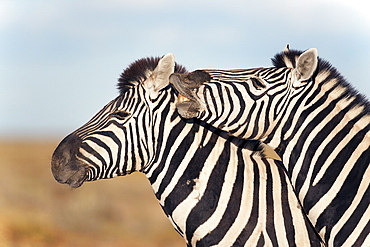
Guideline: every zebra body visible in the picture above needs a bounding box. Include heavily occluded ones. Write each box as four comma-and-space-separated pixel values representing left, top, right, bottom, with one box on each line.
51, 54, 323, 246
170, 48, 370, 246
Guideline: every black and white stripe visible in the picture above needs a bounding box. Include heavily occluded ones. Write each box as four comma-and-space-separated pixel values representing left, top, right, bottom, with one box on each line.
172, 48, 370, 246
51, 54, 324, 246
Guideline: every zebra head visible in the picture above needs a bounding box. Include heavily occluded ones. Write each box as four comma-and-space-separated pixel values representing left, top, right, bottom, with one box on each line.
51, 53, 186, 188
170, 48, 318, 139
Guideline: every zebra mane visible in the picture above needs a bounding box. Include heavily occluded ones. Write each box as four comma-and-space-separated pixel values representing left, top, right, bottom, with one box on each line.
271, 49, 302, 69
117, 56, 187, 94
272, 49, 370, 110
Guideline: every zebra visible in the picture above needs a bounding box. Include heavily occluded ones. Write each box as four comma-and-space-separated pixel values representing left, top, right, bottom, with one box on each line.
169, 46, 370, 247
51, 53, 324, 246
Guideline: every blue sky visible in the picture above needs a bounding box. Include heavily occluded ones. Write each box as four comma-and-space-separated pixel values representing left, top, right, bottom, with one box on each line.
1, 0, 369, 139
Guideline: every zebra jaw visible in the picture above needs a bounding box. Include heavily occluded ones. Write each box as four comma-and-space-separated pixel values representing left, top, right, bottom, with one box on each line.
177, 94, 282, 161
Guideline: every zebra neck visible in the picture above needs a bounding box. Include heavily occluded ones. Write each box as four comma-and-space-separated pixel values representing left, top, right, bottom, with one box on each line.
265, 74, 370, 187
144, 123, 323, 246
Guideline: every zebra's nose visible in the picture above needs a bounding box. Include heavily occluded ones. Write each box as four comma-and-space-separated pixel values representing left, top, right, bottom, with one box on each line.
51, 133, 88, 188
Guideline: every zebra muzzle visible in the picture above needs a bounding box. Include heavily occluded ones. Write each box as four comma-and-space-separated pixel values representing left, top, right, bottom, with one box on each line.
51, 133, 88, 188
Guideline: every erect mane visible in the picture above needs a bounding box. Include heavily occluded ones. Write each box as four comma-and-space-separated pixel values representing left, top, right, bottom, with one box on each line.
117, 56, 187, 94
272, 49, 370, 111
271, 49, 302, 69
272, 49, 337, 73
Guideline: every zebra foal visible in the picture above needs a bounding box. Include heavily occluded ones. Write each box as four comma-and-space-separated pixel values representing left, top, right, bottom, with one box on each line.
170, 47, 370, 247
51, 54, 323, 246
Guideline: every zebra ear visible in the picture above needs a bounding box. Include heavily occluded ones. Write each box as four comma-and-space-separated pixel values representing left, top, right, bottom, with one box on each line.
294, 48, 318, 83
145, 53, 175, 99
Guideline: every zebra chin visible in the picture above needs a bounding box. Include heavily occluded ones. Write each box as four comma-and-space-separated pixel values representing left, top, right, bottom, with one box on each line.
51, 133, 88, 188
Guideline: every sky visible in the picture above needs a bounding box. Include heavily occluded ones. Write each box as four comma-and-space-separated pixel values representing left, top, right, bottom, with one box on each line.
1, 0, 369, 139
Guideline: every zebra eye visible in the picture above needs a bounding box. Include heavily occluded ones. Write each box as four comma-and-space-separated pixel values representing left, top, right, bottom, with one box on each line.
112, 111, 130, 120
250, 77, 266, 90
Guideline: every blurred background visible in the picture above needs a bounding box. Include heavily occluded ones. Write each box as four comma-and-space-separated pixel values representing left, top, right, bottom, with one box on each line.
1, 0, 369, 246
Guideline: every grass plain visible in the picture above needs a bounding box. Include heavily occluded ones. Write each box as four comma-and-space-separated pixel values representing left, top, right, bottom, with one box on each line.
0, 140, 184, 247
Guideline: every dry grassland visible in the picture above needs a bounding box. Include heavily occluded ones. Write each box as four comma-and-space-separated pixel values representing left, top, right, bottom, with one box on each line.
0, 140, 184, 247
